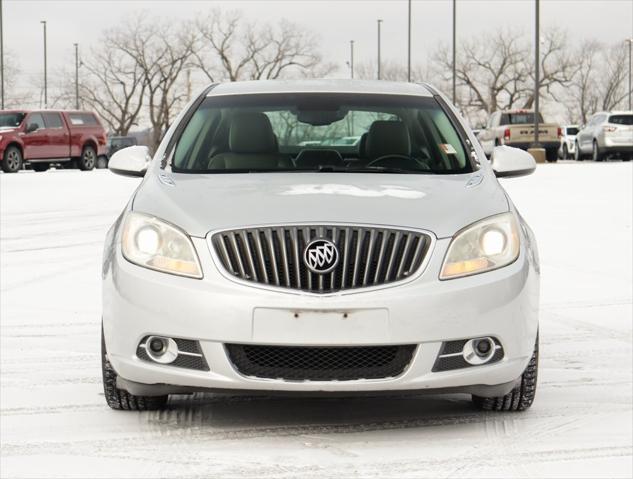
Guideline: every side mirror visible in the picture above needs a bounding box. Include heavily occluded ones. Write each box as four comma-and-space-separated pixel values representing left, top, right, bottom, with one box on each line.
491, 146, 536, 178
108, 145, 151, 177
25, 123, 39, 133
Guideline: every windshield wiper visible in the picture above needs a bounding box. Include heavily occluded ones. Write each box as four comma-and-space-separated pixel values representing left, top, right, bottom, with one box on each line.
319, 166, 432, 174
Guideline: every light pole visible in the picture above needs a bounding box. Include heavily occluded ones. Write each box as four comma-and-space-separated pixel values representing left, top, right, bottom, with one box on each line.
41, 20, 47, 109
1, 0, 4, 109
74, 43, 79, 109
407, 0, 411, 82
349, 40, 355, 79
377, 19, 383, 80
626, 38, 633, 111
452, 0, 456, 104
532, 0, 540, 148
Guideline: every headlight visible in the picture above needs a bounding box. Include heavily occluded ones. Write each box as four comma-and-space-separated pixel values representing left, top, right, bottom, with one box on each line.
440, 212, 520, 280
121, 212, 202, 278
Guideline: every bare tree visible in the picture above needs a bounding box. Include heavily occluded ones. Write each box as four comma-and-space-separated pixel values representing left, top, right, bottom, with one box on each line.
355, 60, 426, 82
193, 9, 334, 82
79, 42, 146, 136
110, 16, 196, 150
2, 52, 37, 108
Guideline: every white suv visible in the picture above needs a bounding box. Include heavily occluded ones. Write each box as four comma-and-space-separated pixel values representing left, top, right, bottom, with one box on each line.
102, 80, 540, 412
575, 111, 633, 161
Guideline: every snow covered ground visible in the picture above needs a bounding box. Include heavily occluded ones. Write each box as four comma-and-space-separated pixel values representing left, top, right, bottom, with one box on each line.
1, 162, 631, 478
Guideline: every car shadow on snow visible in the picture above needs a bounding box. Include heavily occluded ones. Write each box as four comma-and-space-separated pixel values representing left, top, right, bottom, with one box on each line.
139, 393, 494, 435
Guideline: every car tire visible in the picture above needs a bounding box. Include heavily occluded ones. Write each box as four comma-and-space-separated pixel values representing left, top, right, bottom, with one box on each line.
78, 145, 97, 171
31, 162, 50, 172
574, 141, 583, 161
96, 156, 108, 169
472, 334, 538, 412
101, 325, 168, 411
2, 145, 23, 173
592, 141, 604, 162
546, 148, 558, 162
562, 144, 569, 160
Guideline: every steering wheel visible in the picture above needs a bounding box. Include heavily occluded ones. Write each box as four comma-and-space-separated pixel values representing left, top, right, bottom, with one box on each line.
367, 154, 417, 168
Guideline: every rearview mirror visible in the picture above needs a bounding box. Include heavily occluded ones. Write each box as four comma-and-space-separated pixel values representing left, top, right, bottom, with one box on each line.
491, 146, 536, 178
108, 145, 151, 177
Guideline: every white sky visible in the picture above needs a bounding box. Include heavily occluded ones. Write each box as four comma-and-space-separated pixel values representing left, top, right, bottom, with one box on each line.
4, 0, 633, 82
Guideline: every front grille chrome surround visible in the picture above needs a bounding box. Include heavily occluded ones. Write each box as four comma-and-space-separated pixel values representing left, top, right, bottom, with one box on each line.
209, 224, 433, 294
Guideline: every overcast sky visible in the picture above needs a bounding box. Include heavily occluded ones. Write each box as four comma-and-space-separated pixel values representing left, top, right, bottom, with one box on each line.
3, 0, 633, 83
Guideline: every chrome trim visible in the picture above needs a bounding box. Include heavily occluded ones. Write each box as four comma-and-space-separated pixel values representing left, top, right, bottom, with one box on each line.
205, 222, 437, 297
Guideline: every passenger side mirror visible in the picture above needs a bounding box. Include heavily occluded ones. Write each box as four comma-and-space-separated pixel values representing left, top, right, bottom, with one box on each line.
25, 123, 39, 133
108, 145, 151, 177
491, 146, 536, 178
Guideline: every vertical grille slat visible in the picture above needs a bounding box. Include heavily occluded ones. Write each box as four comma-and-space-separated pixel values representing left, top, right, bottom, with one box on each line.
212, 225, 431, 294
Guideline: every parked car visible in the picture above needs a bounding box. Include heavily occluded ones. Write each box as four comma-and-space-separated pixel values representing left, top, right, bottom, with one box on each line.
102, 79, 540, 412
574, 111, 633, 161
558, 125, 579, 160
0, 110, 107, 173
478, 109, 561, 162
103, 136, 138, 168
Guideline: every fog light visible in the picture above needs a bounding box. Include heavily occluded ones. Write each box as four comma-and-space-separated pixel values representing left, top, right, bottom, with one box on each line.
463, 337, 496, 365
145, 336, 178, 364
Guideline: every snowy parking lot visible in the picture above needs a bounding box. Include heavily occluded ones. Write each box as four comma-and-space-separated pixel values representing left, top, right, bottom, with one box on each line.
1, 162, 631, 478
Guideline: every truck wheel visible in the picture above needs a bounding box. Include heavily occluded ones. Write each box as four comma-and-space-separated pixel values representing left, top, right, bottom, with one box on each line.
472, 334, 538, 412
78, 146, 97, 171
31, 163, 50, 172
592, 141, 604, 162
101, 325, 168, 411
545, 148, 558, 162
2, 146, 23, 173
96, 156, 108, 169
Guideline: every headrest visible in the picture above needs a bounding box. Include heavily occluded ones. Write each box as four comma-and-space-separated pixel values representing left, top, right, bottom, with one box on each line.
295, 149, 345, 169
365, 121, 411, 160
358, 132, 368, 158
229, 112, 277, 154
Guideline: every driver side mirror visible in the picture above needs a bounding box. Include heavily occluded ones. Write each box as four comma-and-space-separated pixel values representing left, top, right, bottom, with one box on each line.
25, 123, 39, 133
108, 145, 151, 177
491, 146, 536, 178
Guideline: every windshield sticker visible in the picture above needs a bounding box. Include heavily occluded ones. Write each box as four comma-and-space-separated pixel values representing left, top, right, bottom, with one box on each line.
439, 143, 457, 155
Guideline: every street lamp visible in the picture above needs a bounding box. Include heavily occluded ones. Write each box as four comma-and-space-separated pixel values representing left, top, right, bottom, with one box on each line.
452, 0, 457, 104
74, 43, 79, 110
349, 40, 355, 79
407, 0, 411, 82
626, 38, 633, 111
1, 0, 4, 109
377, 19, 383, 80
40, 20, 47, 109
532, 0, 540, 148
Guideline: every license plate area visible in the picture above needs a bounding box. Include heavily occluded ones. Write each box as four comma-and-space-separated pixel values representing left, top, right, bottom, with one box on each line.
252, 308, 390, 344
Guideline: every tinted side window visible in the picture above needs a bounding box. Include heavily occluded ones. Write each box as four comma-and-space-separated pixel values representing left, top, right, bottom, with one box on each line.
608, 115, 633, 125
68, 114, 84, 125
81, 113, 98, 125
26, 113, 45, 130
43, 112, 63, 128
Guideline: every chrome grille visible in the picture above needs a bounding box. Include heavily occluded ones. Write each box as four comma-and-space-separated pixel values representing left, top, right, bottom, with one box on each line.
210, 225, 431, 293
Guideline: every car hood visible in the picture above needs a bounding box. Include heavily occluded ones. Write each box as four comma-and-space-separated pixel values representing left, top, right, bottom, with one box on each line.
132, 171, 509, 239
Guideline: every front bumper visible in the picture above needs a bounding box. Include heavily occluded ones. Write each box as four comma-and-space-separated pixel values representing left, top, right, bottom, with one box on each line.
103, 233, 540, 394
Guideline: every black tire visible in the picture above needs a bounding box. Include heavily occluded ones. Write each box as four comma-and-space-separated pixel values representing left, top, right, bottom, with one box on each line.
574, 141, 584, 161
101, 326, 168, 411
592, 141, 604, 162
545, 148, 558, 162
31, 162, 49, 172
78, 145, 97, 171
96, 156, 108, 169
472, 334, 538, 412
2, 145, 23, 173
562, 144, 569, 160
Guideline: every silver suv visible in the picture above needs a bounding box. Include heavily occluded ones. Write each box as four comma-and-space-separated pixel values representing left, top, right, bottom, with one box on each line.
575, 111, 633, 161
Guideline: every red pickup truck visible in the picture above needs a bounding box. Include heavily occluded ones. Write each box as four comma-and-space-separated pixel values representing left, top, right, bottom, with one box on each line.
0, 110, 108, 173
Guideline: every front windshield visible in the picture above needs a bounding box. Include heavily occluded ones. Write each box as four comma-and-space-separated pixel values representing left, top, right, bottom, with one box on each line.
172, 93, 473, 174
0, 112, 26, 128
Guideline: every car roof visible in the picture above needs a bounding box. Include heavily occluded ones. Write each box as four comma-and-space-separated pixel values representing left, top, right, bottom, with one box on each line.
207, 79, 434, 97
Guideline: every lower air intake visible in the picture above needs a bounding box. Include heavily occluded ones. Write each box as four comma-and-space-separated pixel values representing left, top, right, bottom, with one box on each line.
225, 344, 416, 381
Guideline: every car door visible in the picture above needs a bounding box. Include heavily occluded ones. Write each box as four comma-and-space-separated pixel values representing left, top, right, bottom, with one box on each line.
578, 116, 595, 152
22, 113, 48, 159
42, 112, 69, 158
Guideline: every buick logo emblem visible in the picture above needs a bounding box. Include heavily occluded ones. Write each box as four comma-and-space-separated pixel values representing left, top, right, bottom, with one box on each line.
304, 239, 339, 274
